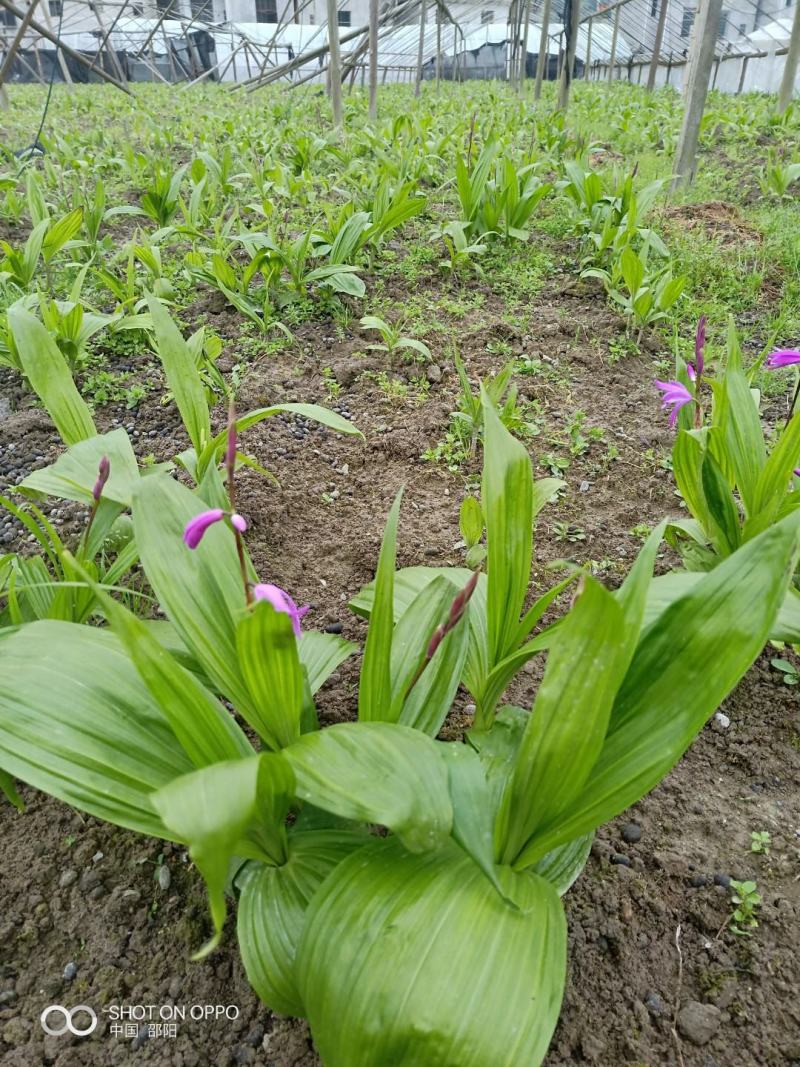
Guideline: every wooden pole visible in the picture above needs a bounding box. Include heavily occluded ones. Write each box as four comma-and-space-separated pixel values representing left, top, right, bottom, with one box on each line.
671, 0, 724, 189
736, 53, 748, 92
414, 0, 427, 96
38, 0, 71, 86
646, 0, 669, 89
0, 0, 41, 88
368, 0, 378, 117
533, 0, 551, 99
519, 0, 531, 86
326, 0, 343, 126
0, 0, 133, 93
607, 2, 620, 81
584, 15, 593, 78
435, 0, 441, 88
557, 0, 580, 109
777, 0, 800, 112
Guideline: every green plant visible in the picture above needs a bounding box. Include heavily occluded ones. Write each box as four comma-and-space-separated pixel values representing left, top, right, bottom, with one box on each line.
750, 830, 770, 854
653, 320, 800, 643
1, 395, 796, 1065
553, 521, 586, 543
759, 152, 800, 199
359, 314, 431, 361
140, 164, 186, 228
770, 655, 799, 684
459, 495, 486, 569
729, 879, 761, 936
432, 220, 490, 277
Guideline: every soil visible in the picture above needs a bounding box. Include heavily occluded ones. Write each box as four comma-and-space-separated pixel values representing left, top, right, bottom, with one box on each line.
2, 232, 800, 1067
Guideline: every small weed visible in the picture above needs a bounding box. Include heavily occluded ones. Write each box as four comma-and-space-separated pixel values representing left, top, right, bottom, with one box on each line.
728, 879, 761, 936
749, 830, 771, 855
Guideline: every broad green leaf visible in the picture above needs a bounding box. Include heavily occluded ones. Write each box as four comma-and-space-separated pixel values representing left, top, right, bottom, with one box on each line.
459, 495, 483, 545
19, 429, 142, 507
237, 600, 303, 749
299, 631, 357, 694
437, 742, 509, 898
147, 294, 211, 456
283, 721, 452, 853
0, 622, 192, 837
152, 754, 294, 958
359, 490, 402, 722
78, 564, 252, 767
520, 514, 800, 865
8, 305, 96, 446
498, 577, 627, 865
482, 389, 533, 665
389, 573, 468, 734
672, 430, 713, 533
749, 407, 800, 531
718, 321, 766, 515
198, 403, 362, 478
297, 837, 566, 1067
532, 832, 594, 895
42, 208, 83, 260
237, 830, 366, 1016
701, 449, 741, 555
0, 767, 24, 811
132, 476, 254, 717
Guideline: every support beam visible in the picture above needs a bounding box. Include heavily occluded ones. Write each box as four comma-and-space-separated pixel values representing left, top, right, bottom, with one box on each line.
646, 0, 668, 90
415, 0, 427, 97
777, 0, 800, 113
0, 0, 41, 89
519, 0, 531, 87
557, 0, 580, 109
584, 16, 592, 79
534, 0, 551, 100
368, 0, 378, 117
671, 0, 724, 189
607, 2, 620, 81
325, 0, 343, 126
0, 0, 133, 94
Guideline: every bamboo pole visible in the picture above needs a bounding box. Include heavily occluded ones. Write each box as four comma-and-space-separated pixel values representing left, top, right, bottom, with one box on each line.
368, 0, 378, 117
0, 0, 133, 93
415, 0, 427, 96
672, 0, 724, 188
326, 0, 343, 125
534, 0, 551, 99
584, 15, 593, 79
646, 0, 669, 89
607, 2, 620, 81
557, 0, 580, 109
519, 0, 531, 87
0, 0, 42, 88
777, 0, 800, 112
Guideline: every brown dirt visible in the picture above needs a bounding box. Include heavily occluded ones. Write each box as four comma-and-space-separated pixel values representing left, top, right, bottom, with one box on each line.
2, 249, 799, 1067
664, 202, 763, 247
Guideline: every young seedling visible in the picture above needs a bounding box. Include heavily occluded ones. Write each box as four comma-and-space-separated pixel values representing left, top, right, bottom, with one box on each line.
728, 879, 761, 936
359, 315, 431, 362
750, 830, 770, 855
770, 657, 799, 685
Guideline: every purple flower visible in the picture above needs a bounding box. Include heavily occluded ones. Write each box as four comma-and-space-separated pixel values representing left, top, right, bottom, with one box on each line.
231, 514, 247, 533
766, 349, 800, 369
253, 582, 310, 637
655, 379, 693, 428
183, 509, 225, 548
92, 455, 110, 503
794, 468, 800, 478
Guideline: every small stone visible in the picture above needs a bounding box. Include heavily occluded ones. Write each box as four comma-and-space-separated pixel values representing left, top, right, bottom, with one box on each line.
579, 480, 590, 492
677, 1001, 722, 1046
610, 853, 631, 866
621, 822, 642, 844
245, 1025, 264, 1047
63, 962, 77, 981
157, 865, 171, 891
713, 873, 731, 889
689, 874, 708, 888
324, 622, 343, 635
645, 991, 666, 1016
425, 364, 442, 384
714, 712, 730, 729
59, 869, 78, 889
92, 851, 104, 863
464, 704, 476, 718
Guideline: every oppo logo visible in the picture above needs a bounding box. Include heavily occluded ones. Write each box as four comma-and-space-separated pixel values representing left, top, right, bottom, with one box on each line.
39, 1004, 98, 1037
